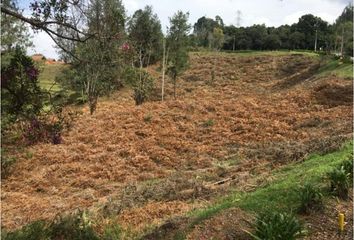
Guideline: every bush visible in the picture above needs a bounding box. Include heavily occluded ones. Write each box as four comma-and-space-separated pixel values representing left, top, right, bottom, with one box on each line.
341, 157, 353, 180
124, 67, 154, 105
102, 223, 122, 240
1, 150, 17, 179
22, 107, 78, 145
328, 165, 350, 199
1, 48, 44, 123
2, 221, 49, 240
249, 211, 305, 240
298, 183, 324, 214
49, 211, 99, 240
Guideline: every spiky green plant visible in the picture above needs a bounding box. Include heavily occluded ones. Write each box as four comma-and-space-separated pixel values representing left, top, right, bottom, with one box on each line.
249, 211, 306, 240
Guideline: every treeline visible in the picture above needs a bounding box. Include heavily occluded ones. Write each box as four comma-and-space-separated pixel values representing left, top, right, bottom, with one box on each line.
190, 5, 353, 56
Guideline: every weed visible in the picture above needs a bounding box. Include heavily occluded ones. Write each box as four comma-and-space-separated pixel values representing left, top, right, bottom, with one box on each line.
102, 223, 122, 240
202, 119, 214, 127
248, 211, 306, 240
298, 183, 324, 214
327, 165, 350, 199
1, 149, 17, 179
143, 113, 153, 123
49, 211, 99, 240
341, 157, 353, 180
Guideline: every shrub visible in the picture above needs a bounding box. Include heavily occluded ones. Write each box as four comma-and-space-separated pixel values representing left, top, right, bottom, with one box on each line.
1, 152, 17, 179
49, 211, 99, 240
1, 48, 44, 123
3, 212, 99, 240
298, 183, 324, 214
249, 211, 305, 240
2, 221, 49, 240
22, 107, 78, 145
328, 165, 350, 199
102, 223, 122, 240
341, 157, 353, 180
124, 67, 154, 105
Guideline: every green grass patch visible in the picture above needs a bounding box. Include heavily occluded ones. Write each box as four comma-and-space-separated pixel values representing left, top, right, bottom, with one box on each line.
38, 64, 67, 93
179, 141, 353, 238
191, 50, 319, 58
317, 57, 353, 79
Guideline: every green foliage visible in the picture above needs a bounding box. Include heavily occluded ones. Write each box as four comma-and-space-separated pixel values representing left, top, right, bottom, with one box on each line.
1, 149, 17, 179
3, 212, 102, 240
184, 142, 352, 237
298, 183, 324, 214
317, 56, 353, 79
128, 5, 163, 66
327, 165, 351, 199
334, 4, 353, 56
249, 211, 305, 240
202, 119, 214, 127
209, 27, 224, 50
1, 0, 32, 52
167, 11, 191, 98
55, 0, 127, 114
102, 223, 122, 240
193, 16, 223, 47
49, 211, 99, 240
341, 157, 353, 179
2, 221, 50, 240
123, 67, 154, 105
1, 48, 44, 124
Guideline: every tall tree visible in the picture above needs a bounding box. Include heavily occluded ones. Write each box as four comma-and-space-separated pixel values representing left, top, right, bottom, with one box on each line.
334, 4, 353, 56
167, 11, 191, 99
193, 16, 218, 48
128, 5, 163, 66
56, 0, 126, 114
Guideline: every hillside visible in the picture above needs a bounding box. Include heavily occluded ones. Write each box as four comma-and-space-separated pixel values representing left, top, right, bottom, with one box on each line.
2, 52, 353, 239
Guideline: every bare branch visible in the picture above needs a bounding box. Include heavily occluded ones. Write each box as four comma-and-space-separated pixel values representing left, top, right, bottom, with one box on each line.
1, 6, 91, 42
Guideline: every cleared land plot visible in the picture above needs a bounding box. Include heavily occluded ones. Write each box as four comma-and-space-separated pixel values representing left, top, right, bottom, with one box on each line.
2, 52, 353, 239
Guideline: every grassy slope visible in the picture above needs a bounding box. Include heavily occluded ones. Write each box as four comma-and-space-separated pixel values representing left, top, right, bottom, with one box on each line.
193, 50, 319, 57
37, 63, 66, 92
183, 141, 353, 237
317, 57, 353, 79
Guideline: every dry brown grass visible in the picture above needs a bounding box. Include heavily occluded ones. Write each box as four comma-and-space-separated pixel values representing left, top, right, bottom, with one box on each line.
2, 53, 352, 233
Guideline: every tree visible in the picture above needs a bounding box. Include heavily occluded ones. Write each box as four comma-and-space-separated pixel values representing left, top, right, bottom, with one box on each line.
264, 34, 281, 50
247, 24, 267, 50
55, 0, 126, 114
209, 27, 224, 50
167, 11, 191, 99
334, 4, 353, 56
193, 16, 219, 48
289, 31, 305, 49
296, 14, 329, 50
1, 48, 43, 124
1, 0, 32, 52
128, 5, 163, 66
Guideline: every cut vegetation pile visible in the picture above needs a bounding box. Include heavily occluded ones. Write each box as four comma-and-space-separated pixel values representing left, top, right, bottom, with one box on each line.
2, 52, 352, 239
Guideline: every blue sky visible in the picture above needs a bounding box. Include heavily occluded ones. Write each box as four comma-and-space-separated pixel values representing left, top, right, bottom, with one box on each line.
17, 0, 351, 59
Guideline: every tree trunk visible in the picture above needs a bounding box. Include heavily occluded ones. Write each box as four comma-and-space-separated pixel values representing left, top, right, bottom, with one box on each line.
340, 27, 344, 58
173, 76, 177, 99
162, 39, 166, 101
